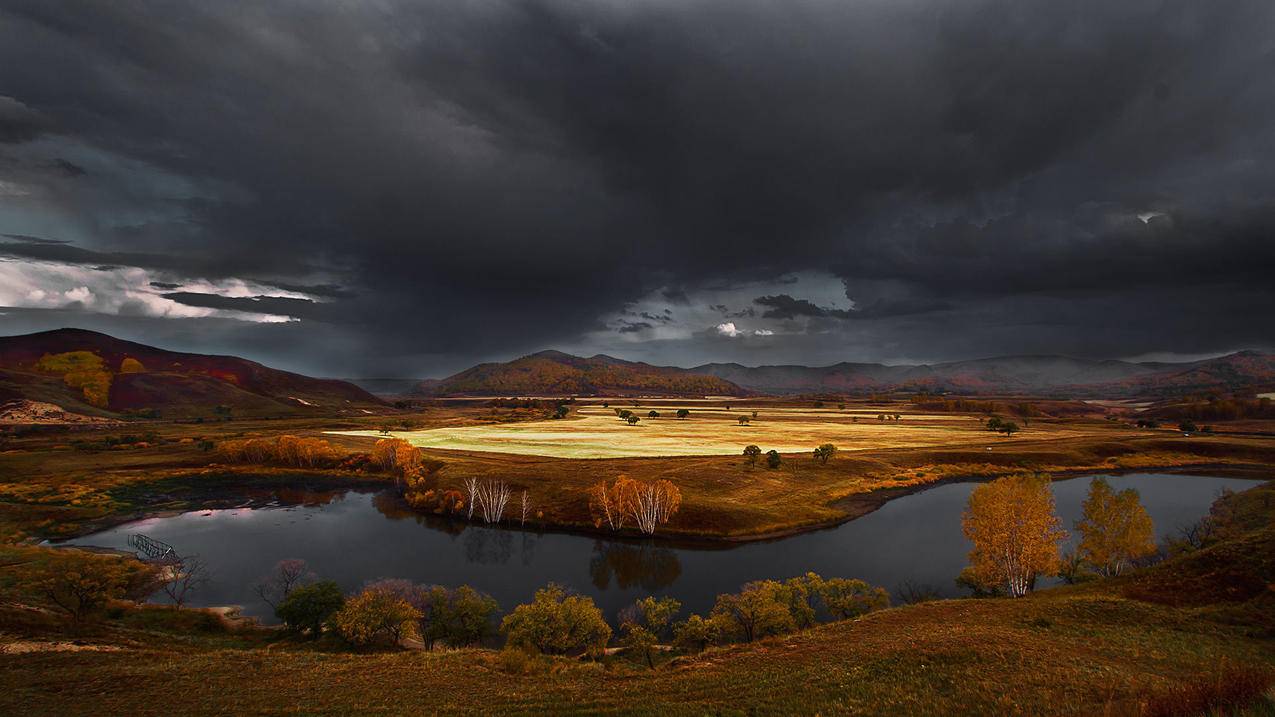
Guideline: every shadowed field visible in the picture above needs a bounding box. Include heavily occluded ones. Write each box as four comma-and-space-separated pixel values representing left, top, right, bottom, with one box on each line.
332, 404, 1105, 458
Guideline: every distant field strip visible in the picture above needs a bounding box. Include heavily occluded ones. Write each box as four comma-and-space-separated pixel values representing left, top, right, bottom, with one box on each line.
331, 406, 1095, 458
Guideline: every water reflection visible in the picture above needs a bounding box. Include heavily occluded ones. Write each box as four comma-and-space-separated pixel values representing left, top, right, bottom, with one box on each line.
589, 541, 682, 591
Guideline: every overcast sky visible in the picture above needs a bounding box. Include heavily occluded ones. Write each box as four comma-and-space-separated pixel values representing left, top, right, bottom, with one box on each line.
1, 1, 1273, 378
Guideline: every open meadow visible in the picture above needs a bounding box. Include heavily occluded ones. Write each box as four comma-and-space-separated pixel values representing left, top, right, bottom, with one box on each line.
332, 402, 1108, 459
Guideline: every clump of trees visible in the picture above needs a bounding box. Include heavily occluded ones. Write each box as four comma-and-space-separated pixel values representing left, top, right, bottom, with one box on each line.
766, 449, 782, 469
961, 474, 1067, 597
219, 435, 340, 468
737, 415, 750, 425
277, 581, 345, 637
363, 579, 500, 650
588, 476, 682, 534
743, 444, 761, 466
685, 573, 888, 645
331, 584, 421, 648
813, 443, 837, 464
984, 416, 1020, 437
464, 477, 513, 523
500, 583, 611, 657
36, 551, 158, 628
1074, 478, 1156, 577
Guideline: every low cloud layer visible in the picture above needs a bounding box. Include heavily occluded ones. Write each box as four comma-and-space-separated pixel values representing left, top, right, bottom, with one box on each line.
0, 1, 1273, 376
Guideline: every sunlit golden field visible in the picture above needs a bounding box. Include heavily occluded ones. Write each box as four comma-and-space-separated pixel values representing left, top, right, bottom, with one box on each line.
332, 403, 1107, 458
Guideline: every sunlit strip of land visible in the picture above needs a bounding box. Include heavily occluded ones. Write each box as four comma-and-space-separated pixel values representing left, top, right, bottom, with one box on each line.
330, 405, 1108, 459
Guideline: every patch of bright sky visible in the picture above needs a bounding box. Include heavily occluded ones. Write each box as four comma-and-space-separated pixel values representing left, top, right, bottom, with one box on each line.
0, 259, 303, 323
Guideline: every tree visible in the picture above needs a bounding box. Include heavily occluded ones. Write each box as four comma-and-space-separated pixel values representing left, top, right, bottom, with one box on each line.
737, 415, 750, 425
1179, 420, 1198, 433
1075, 478, 1156, 577
372, 437, 421, 477
709, 581, 796, 643
41, 565, 131, 626
332, 586, 421, 648
676, 409, 690, 419
743, 444, 762, 466
961, 474, 1067, 597
986, 416, 1004, 431
999, 421, 1020, 437
618, 409, 633, 421
253, 558, 313, 610
501, 584, 612, 656
446, 585, 500, 647
160, 554, 209, 608
766, 449, 781, 469
626, 415, 640, 426
816, 577, 890, 619
619, 596, 681, 667
813, 443, 837, 464
621, 479, 682, 534
648, 410, 660, 418
588, 477, 630, 531
472, 479, 512, 523
276, 581, 344, 637
672, 614, 718, 652
553, 404, 570, 419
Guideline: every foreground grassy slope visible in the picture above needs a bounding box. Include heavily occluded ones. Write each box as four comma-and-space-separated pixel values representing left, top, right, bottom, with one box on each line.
1, 483, 1273, 716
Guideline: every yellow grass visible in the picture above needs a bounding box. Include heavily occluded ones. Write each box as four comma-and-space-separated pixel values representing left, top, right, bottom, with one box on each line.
332, 405, 1104, 458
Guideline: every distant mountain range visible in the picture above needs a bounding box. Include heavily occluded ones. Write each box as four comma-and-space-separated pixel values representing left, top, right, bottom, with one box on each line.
414, 349, 1275, 399
0, 328, 384, 417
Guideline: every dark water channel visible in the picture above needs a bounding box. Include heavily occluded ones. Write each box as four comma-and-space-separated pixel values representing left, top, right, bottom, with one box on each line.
60, 472, 1261, 622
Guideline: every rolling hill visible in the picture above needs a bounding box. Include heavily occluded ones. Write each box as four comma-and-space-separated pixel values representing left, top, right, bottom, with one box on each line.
0, 328, 385, 418
410, 350, 750, 397
413, 349, 1275, 398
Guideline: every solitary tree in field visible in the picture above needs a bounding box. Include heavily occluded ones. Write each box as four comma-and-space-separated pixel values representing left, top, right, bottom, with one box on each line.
813, 443, 837, 464
618, 409, 633, 420
1076, 478, 1155, 576
676, 409, 690, 419
765, 450, 781, 469
648, 410, 660, 418
627, 415, 640, 426
553, 404, 570, 419
737, 415, 750, 425
999, 421, 1020, 437
743, 444, 762, 466
961, 474, 1067, 597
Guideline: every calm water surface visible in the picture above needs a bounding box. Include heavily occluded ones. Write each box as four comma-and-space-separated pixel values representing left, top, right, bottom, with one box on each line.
60, 472, 1262, 622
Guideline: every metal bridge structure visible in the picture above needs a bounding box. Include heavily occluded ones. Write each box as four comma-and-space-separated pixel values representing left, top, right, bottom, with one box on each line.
127, 533, 180, 564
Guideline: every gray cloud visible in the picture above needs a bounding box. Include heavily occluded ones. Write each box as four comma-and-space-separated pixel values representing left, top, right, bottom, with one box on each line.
0, 1, 1272, 375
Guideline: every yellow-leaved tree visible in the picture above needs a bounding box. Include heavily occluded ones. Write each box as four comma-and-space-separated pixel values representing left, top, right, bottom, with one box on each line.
1075, 477, 1155, 576
961, 473, 1067, 597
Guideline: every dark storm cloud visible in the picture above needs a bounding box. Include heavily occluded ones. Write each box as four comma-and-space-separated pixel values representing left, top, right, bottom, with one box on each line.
0, 0, 1273, 375
161, 292, 328, 321
754, 295, 853, 320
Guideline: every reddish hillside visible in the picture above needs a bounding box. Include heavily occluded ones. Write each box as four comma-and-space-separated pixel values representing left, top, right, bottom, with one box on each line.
0, 328, 385, 417
413, 350, 749, 397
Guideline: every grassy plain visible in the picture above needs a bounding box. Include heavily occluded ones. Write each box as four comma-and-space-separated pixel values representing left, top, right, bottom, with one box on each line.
1, 481, 1272, 716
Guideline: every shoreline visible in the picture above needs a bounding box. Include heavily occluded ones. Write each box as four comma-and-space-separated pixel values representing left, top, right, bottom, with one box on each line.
42, 461, 1274, 548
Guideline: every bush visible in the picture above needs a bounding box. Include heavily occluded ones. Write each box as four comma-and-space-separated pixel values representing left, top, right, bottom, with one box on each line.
671, 614, 718, 653
501, 583, 611, 656
276, 581, 344, 637
331, 585, 421, 648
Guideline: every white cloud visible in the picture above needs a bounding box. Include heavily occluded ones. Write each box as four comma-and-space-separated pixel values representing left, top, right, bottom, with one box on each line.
753, 328, 774, 336
716, 322, 741, 337
0, 259, 306, 323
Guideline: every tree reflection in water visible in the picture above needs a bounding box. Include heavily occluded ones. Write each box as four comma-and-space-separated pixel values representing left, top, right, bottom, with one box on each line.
464, 528, 513, 565
589, 540, 682, 591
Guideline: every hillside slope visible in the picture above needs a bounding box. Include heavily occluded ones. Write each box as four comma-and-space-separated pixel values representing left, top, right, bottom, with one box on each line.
413, 350, 750, 397
0, 328, 385, 417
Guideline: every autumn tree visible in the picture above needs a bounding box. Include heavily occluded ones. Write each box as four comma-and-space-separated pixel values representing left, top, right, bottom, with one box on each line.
815, 576, 890, 619
709, 580, 796, 642
671, 613, 718, 652
743, 444, 762, 466
619, 595, 681, 667
1075, 478, 1156, 576
372, 437, 421, 478
331, 585, 421, 648
813, 443, 837, 464
622, 479, 682, 534
501, 583, 612, 656
961, 474, 1067, 597
676, 408, 690, 419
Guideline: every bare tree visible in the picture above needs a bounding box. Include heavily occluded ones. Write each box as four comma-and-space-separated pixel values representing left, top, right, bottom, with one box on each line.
252, 558, 312, 610
162, 554, 210, 608
474, 479, 511, 523
463, 477, 480, 519
625, 480, 683, 535
519, 490, 531, 526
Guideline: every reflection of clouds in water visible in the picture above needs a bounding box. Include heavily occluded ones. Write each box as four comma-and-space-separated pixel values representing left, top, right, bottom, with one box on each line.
463, 529, 513, 565
589, 541, 682, 591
